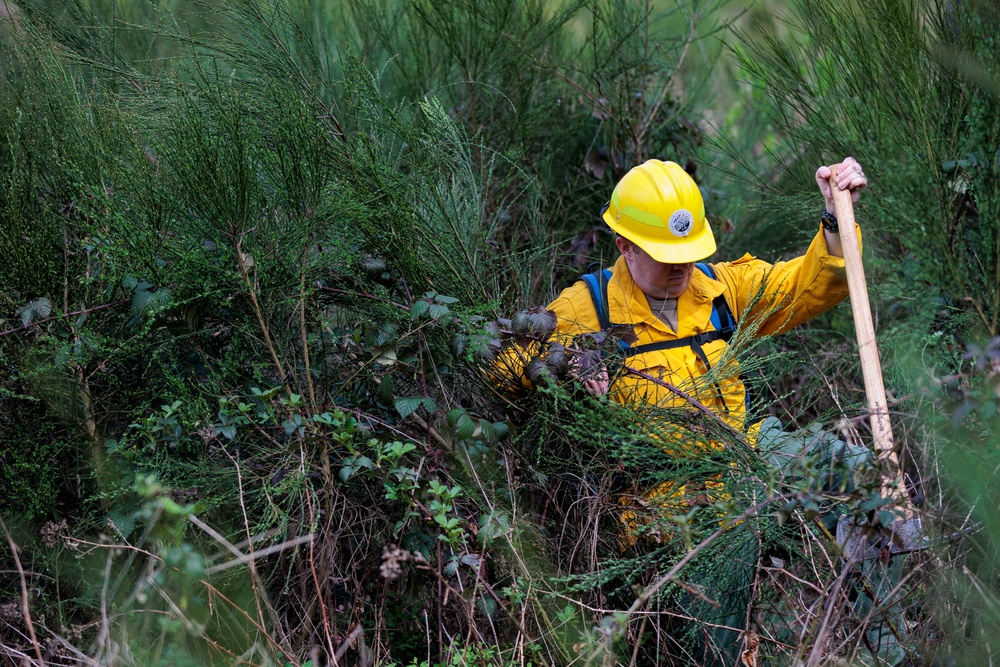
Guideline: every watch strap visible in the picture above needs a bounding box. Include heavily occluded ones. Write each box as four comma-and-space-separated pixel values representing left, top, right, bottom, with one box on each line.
821, 209, 839, 233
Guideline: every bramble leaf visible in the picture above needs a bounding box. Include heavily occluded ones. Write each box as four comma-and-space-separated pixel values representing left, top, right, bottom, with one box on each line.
427, 303, 449, 320
410, 300, 430, 318
394, 396, 424, 419
454, 414, 476, 440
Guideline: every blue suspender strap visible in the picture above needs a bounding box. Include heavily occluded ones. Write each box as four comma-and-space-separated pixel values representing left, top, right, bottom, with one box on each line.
582, 263, 737, 350
581, 269, 613, 331
697, 262, 738, 334
598, 269, 625, 354
582, 262, 736, 351
709, 302, 722, 332
579, 261, 748, 415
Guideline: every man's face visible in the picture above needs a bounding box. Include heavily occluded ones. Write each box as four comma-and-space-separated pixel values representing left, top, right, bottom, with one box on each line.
615, 236, 694, 300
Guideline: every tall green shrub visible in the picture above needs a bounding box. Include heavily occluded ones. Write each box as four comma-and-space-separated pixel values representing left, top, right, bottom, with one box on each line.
734, 0, 1000, 342
1, 1, 747, 665
736, 0, 1000, 663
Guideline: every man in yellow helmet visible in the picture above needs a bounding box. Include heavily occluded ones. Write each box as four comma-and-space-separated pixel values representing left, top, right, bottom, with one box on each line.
552, 157, 867, 431
502, 157, 868, 665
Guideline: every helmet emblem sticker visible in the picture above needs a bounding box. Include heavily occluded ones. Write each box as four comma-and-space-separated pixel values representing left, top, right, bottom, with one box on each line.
669, 209, 693, 237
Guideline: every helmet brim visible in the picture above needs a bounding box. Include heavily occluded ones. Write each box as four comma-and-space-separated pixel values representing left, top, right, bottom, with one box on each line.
603, 210, 717, 264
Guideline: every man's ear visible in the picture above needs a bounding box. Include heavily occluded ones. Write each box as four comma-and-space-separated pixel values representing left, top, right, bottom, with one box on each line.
614, 235, 632, 257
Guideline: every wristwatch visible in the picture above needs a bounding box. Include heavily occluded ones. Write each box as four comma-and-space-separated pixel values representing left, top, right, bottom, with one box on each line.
821, 209, 839, 234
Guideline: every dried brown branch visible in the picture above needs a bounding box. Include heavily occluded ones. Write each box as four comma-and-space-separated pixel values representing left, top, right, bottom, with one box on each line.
0, 514, 44, 666
235, 236, 290, 389
0, 299, 128, 338
622, 364, 754, 447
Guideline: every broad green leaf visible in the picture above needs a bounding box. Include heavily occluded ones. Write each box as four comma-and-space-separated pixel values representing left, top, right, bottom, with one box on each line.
427, 304, 449, 320
454, 414, 476, 440
477, 511, 511, 547
378, 374, 395, 406
387, 442, 416, 458
492, 421, 510, 440
476, 597, 498, 618
410, 300, 430, 318
107, 509, 136, 538
556, 604, 576, 623
282, 416, 303, 435
375, 348, 397, 365
55, 345, 72, 367
131, 286, 173, 317
394, 396, 424, 419
32, 298, 52, 319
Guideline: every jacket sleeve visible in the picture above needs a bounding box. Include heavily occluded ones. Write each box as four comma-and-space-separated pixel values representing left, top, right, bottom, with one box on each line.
712, 224, 861, 337
490, 284, 594, 393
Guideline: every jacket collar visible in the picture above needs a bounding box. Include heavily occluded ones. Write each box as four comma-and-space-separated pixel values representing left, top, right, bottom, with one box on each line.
606, 255, 724, 336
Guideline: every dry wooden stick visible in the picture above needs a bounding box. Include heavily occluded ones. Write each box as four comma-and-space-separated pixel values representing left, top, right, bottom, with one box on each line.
625, 494, 792, 616
0, 515, 44, 666
829, 165, 908, 503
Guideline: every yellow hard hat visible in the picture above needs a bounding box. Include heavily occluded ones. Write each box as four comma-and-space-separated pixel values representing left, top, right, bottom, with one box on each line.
601, 159, 716, 264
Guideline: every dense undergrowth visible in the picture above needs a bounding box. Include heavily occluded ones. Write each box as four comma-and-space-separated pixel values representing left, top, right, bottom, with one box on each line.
1, 0, 999, 665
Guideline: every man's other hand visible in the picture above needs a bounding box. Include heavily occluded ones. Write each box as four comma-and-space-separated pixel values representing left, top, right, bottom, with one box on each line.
815, 156, 868, 214
569, 351, 610, 397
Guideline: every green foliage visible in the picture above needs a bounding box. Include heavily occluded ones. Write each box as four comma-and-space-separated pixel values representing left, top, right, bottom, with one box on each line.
733, 0, 1000, 663
3, 0, 1000, 665
734, 0, 1000, 341
926, 339, 1000, 656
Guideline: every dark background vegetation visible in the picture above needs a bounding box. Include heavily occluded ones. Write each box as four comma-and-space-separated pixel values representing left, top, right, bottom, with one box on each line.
1, 0, 999, 665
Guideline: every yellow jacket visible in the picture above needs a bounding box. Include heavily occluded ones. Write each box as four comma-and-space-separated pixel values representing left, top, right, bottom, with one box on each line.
501, 225, 856, 431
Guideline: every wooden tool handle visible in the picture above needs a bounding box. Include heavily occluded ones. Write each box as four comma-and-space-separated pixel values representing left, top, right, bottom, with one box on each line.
829, 166, 906, 500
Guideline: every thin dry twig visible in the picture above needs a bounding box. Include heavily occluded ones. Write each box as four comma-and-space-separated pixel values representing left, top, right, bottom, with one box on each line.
235, 236, 290, 388
0, 299, 128, 338
0, 514, 45, 666
316, 285, 409, 311
802, 546, 864, 667
306, 514, 339, 667
334, 624, 365, 662
191, 516, 314, 574
616, 493, 794, 638
300, 272, 317, 408
226, 449, 295, 659
542, 587, 796, 650
622, 364, 754, 447
93, 547, 115, 664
